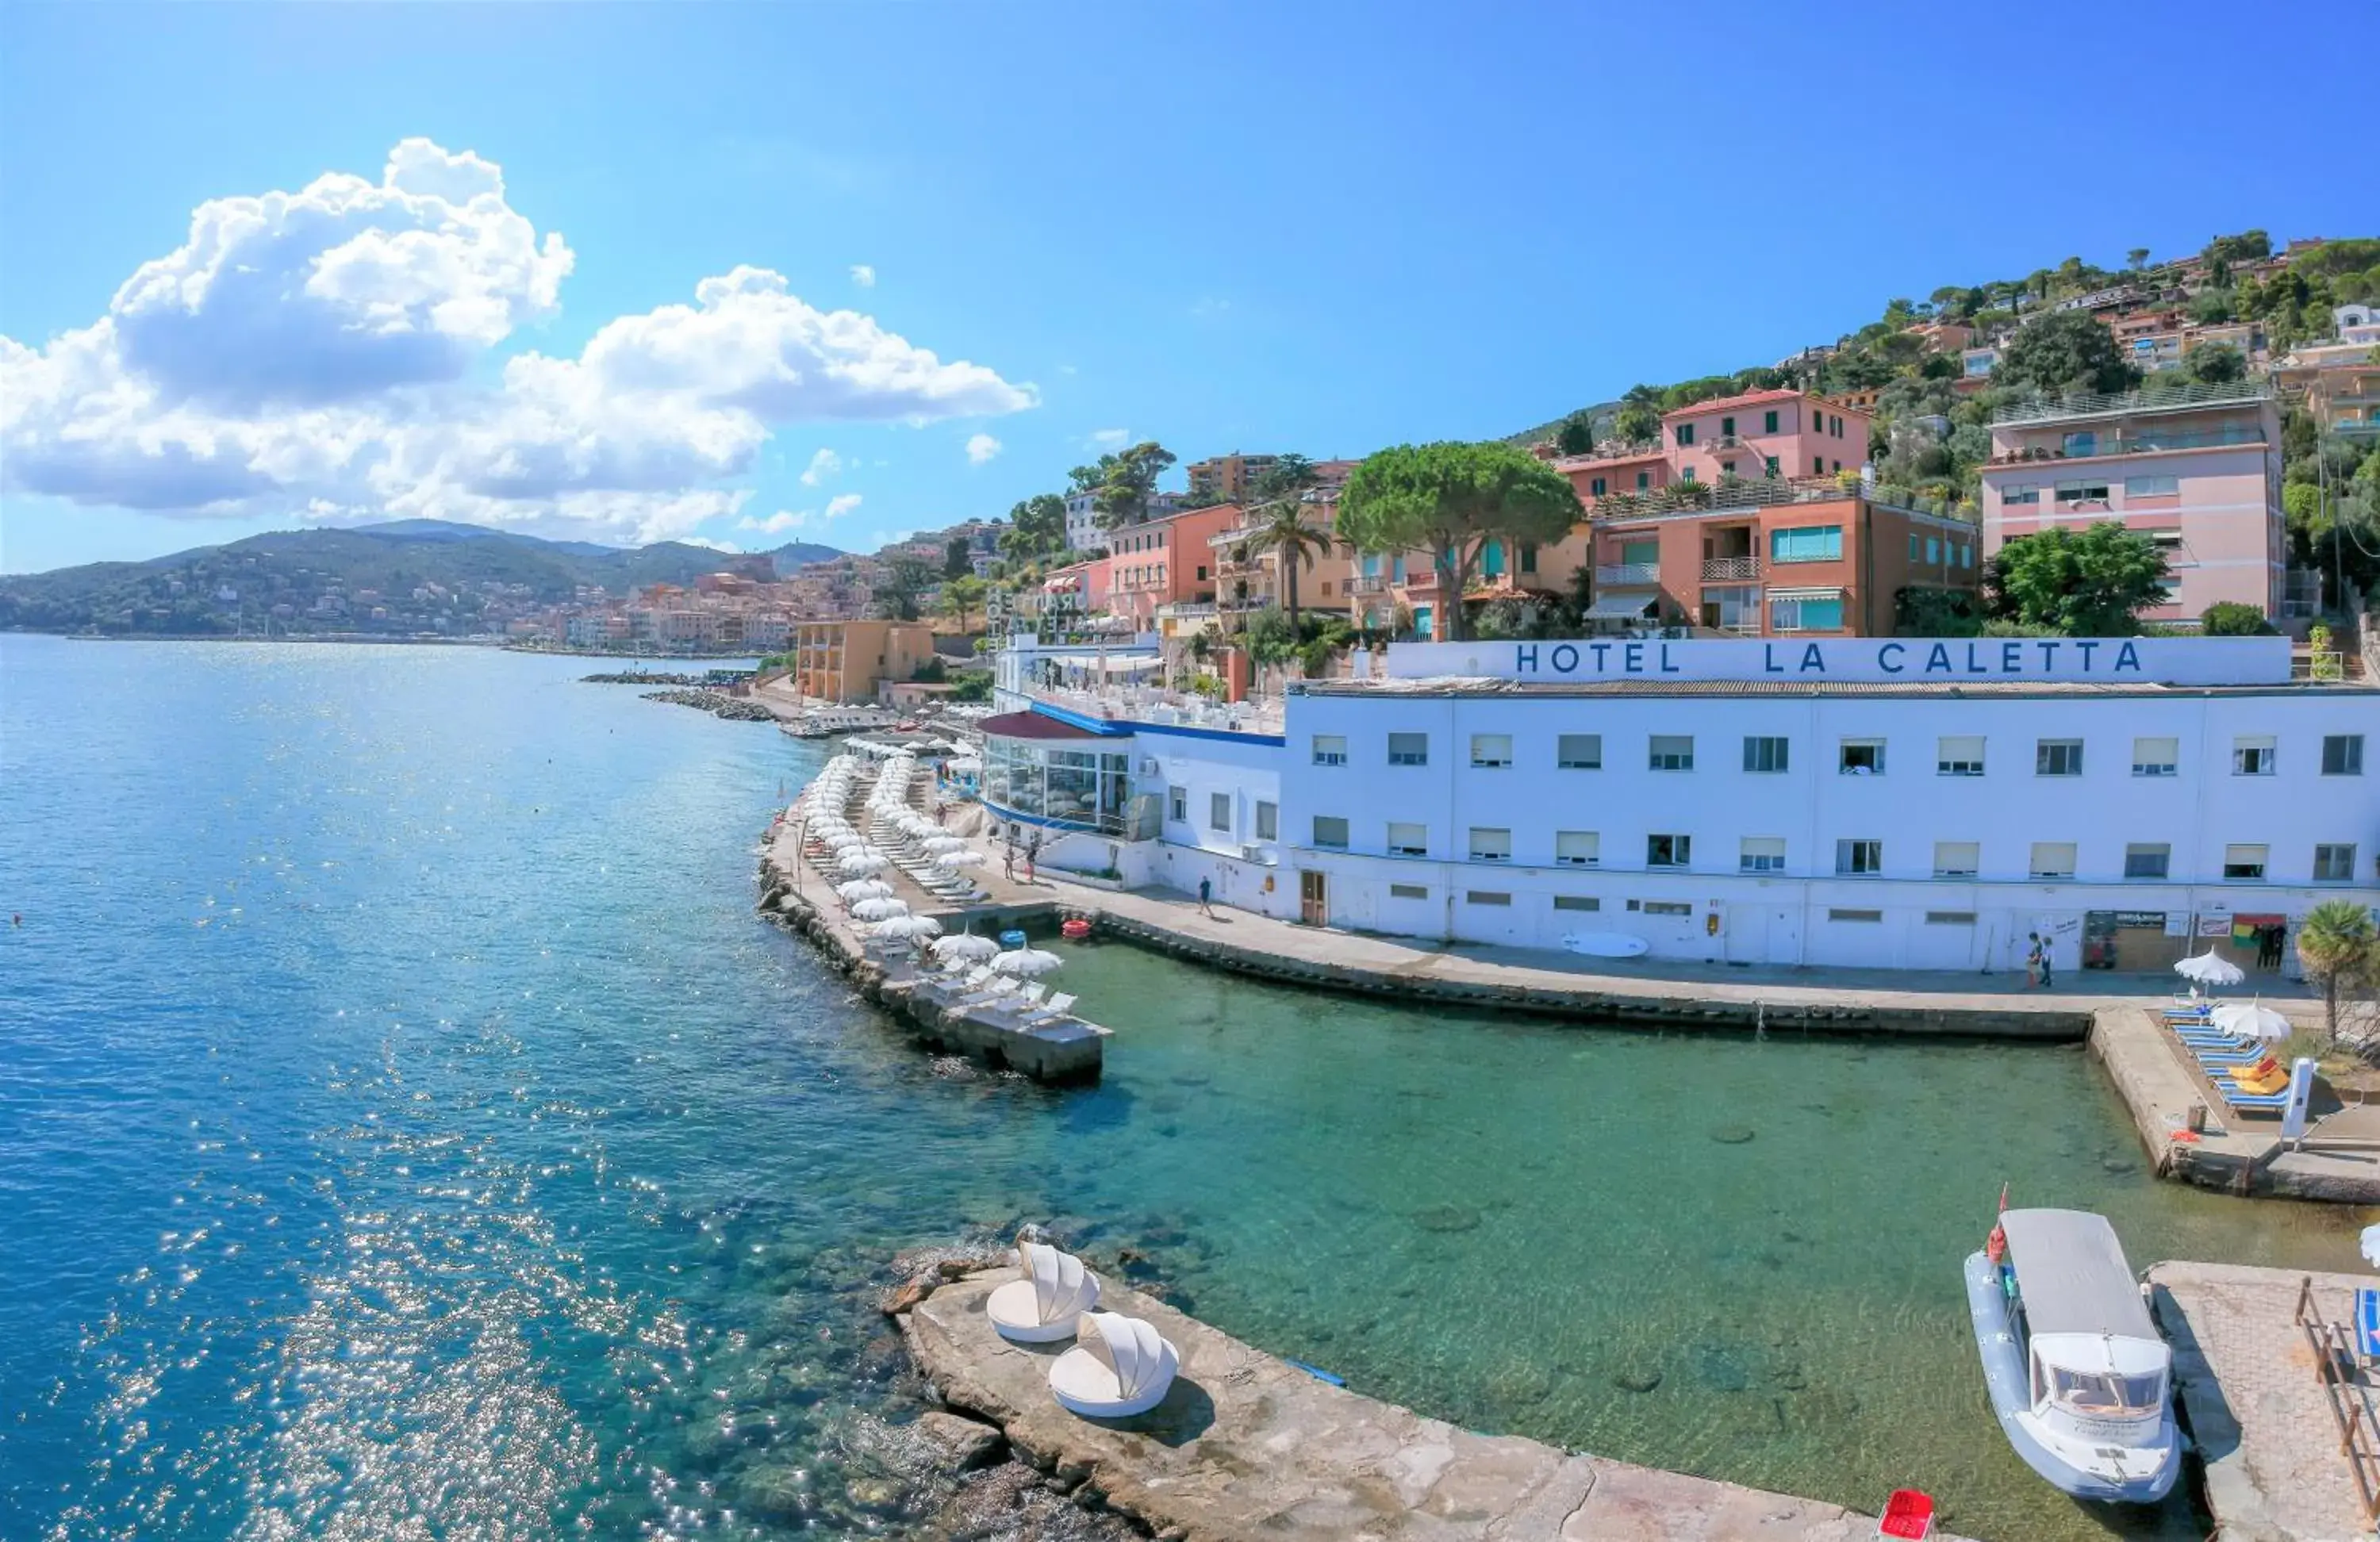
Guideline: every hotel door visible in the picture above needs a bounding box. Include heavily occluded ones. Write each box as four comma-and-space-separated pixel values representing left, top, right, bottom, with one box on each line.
1299, 870, 1328, 926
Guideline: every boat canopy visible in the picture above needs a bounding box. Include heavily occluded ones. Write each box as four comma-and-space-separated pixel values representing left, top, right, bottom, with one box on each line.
2001, 1209, 2158, 1341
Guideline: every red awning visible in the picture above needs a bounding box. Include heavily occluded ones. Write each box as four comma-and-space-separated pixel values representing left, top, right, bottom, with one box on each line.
977, 711, 1102, 741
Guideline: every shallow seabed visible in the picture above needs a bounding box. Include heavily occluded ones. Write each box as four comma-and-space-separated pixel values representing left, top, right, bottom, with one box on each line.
0, 636, 2357, 1542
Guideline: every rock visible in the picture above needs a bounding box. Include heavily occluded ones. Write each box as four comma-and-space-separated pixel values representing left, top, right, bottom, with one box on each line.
1612, 1367, 1664, 1394
882, 1275, 932, 1315
735, 1462, 816, 1521
846, 1475, 903, 1510
1692, 1344, 1751, 1393
1411, 1203, 1482, 1233
915, 1410, 1005, 1471
1709, 1125, 1756, 1145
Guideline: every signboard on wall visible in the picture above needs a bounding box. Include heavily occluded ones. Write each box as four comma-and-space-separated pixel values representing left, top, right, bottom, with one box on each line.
1384, 636, 2293, 688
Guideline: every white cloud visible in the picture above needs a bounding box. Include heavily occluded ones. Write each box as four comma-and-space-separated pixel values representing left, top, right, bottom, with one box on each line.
965, 432, 1002, 466
678, 535, 741, 552
1088, 427, 1130, 447
0, 140, 1035, 545
736, 509, 813, 535
823, 493, 863, 520
849, 264, 875, 288
799, 447, 842, 485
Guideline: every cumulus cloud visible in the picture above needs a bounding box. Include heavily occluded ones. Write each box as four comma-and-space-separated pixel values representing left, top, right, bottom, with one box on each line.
965, 432, 1002, 465
849, 264, 876, 288
0, 140, 1035, 545
1088, 428, 1130, 447
799, 447, 842, 485
823, 493, 862, 520
737, 508, 812, 535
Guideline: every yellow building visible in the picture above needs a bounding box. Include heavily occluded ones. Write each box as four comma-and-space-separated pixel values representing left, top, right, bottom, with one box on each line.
790, 620, 936, 703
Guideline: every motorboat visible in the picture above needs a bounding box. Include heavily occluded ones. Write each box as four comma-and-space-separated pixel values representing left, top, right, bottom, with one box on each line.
1964, 1207, 2180, 1503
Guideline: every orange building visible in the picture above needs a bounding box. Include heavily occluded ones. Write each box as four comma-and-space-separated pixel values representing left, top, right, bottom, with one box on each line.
1106, 503, 1243, 628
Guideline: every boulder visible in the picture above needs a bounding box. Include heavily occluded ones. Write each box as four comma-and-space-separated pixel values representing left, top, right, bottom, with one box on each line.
915, 1410, 1006, 1471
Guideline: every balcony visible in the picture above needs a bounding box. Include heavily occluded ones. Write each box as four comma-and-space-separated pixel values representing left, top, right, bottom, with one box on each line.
1595, 562, 1661, 586
1987, 425, 2267, 466
1708, 433, 1741, 450
1403, 569, 1440, 592
1348, 574, 1389, 596
1700, 555, 1760, 582
1991, 378, 2271, 425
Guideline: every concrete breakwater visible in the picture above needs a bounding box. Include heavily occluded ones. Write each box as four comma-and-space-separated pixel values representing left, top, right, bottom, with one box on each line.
582, 669, 714, 685
646, 687, 774, 721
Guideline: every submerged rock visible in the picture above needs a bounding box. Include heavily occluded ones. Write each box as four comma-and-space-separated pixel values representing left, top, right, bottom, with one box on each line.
1709, 1125, 1756, 1145
1411, 1203, 1482, 1233
1611, 1366, 1664, 1394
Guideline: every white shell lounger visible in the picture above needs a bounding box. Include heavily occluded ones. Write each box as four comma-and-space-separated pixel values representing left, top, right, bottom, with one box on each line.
1048, 1311, 1179, 1417
985, 1241, 1100, 1344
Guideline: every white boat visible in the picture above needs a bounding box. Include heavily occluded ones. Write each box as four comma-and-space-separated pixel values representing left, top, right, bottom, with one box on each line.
1561, 931, 1649, 958
1964, 1207, 2180, 1504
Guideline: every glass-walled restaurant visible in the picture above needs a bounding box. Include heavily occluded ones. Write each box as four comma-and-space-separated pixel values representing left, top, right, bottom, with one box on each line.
981, 726, 1133, 835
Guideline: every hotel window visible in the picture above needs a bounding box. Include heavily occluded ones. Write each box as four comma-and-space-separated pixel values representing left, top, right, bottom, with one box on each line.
1839, 738, 1886, 776
1557, 734, 1603, 769
1255, 800, 1277, 841
1389, 883, 1429, 900
1387, 821, 1429, 857
1933, 841, 1980, 877
1311, 734, 1348, 766
1591, 477, 1607, 496
1926, 911, 1977, 926
2002, 485, 2040, 505
2054, 479, 2112, 506
1770, 525, 1843, 563
2125, 843, 2171, 880
1741, 836, 1787, 873
1466, 891, 1512, 907
2132, 737, 2178, 777
1646, 834, 1692, 869
1636, 470, 1652, 490
1311, 815, 1349, 850
2232, 735, 2277, 776
1555, 830, 1600, 867
1829, 909, 1884, 923
1210, 793, 1232, 832
1676, 423, 1696, 446
1764, 409, 1779, 433
1468, 827, 1511, 862
1836, 838, 1883, 876
2315, 844, 2359, 882
1769, 593, 1844, 631
1648, 735, 1695, 771
1937, 736, 1985, 777
2035, 739, 2084, 777
1553, 895, 1601, 912
1641, 900, 1694, 916
1388, 732, 1429, 767
1743, 735, 1790, 773
1470, 733, 1513, 768
1169, 785, 1187, 822
2125, 474, 2180, 498
2029, 842, 2077, 880
2222, 844, 2267, 880
2324, 735, 2366, 775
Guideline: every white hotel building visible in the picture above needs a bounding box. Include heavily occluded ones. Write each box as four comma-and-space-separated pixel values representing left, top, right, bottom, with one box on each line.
985, 636, 2378, 980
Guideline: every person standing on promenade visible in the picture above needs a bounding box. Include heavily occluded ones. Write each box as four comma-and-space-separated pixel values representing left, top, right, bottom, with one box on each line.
2025, 933, 2043, 988
1003, 831, 1016, 882
1024, 830, 1039, 884
1198, 876, 1214, 917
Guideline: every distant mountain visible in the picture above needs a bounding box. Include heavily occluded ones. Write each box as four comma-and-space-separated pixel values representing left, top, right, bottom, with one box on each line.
0, 521, 844, 637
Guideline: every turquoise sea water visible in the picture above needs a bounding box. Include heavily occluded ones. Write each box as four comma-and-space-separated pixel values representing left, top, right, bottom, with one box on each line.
0, 636, 2359, 1542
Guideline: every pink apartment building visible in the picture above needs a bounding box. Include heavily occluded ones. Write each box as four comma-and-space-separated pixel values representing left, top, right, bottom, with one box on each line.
1664, 388, 1871, 485
1979, 382, 2284, 623
1106, 503, 1242, 627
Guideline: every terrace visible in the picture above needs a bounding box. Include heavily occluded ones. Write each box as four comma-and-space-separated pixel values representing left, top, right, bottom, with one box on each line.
1992, 378, 2271, 426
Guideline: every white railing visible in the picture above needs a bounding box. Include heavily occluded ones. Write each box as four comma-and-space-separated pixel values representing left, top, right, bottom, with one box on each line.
1993, 378, 2271, 424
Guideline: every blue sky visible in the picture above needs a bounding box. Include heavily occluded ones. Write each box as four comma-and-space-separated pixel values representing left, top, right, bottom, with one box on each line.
2, 0, 2370, 574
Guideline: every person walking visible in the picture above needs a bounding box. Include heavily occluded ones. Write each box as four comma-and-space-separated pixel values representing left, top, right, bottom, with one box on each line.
1197, 876, 1214, 917
1024, 830, 1040, 884
1002, 832, 1016, 882
2037, 935, 2056, 990
2024, 933, 2043, 989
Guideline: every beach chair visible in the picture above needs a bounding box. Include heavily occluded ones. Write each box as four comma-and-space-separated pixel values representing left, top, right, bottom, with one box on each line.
2359, 1290, 2380, 1366
1019, 992, 1078, 1026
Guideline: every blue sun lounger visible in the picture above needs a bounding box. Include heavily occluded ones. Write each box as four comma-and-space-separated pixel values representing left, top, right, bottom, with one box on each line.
2359, 1291, 2380, 1364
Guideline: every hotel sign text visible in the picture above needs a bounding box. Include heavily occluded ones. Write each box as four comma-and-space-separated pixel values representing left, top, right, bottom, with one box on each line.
1384, 636, 2293, 688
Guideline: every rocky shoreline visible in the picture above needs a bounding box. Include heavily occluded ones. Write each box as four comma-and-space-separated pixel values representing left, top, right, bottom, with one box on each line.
642, 687, 774, 720
583, 669, 713, 685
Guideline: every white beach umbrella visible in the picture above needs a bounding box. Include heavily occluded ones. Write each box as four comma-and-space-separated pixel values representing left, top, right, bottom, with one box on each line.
836, 878, 896, 903
949, 756, 984, 773
838, 851, 891, 876
2210, 999, 2292, 1041
2363, 1225, 2380, 1268
852, 896, 912, 922
2175, 952, 2247, 988
992, 947, 1065, 977
870, 914, 943, 942
920, 834, 969, 854
934, 850, 988, 870
931, 933, 1001, 963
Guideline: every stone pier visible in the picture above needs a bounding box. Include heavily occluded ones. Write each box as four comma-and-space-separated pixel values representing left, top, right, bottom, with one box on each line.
898, 1269, 1970, 1541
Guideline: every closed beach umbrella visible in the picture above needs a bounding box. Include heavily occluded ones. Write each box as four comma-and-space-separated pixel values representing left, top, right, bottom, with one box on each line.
2174, 952, 2246, 988
869, 914, 942, 942
935, 850, 988, 869
2210, 999, 2292, 1041
992, 947, 1064, 977
851, 896, 911, 922
836, 878, 895, 903
931, 933, 1000, 963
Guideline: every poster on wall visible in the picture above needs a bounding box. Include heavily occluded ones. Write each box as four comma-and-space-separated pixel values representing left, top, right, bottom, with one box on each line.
2164, 914, 2191, 937
2198, 915, 2232, 938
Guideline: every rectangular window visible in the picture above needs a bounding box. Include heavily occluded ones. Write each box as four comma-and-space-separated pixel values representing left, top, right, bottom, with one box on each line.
1465, 890, 1513, 907
2002, 484, 2040, 505
1769, 525, 1844, 563
1937, 735, 1985, 777
1926, 537, 1941, 564
1210, 792, 1232, 832
1555, 830, 1600, 867
2036, 739, 2084, 777
1676, 422, 1695, 446
1643, 900, 1694, 916
1557, 733, 1603, 769
1742, 735, 1790, 773
1468, 827, 1511, 862
1469, 733, 1513, 768
1933, 841, 1980, 877
2132, 736, 2178, 777
1649, 735, 1695, 771
2061, 430, 2098, 458
1387, 821, 1428, 857
1636, 470, 1651, 490
1741, 836, 1787, 873
2029, 842, 2077, 880
1168, 784, 1187, 822
1255, 800, 1277, 841
1765, 455, 1780, 478
1836, 838, 1883, 875
1908, 533, 1921, 561
2324, 735, 2366, 776
2054, 479, 2112, 505
1829, 908, 1883, 923
1553, 895, 1600, 912
2232, 735, 2276, 776
1519, 543, 1537, 574
1311, 734, 1347, 766
1829, 414, 1843, 437
1764, 409, 1779, 433
1311, 815, 1349, 850
2315, 844, 2359, 882
1389, 883, 1429, 900
1925, 911, 1977, 926
1387, 732, 1428, 767
1769, 594, 1844, 631
1646, 833, 1691, 869
2125, 473, 2180, 497
2222, 844, 2267, 880
1618, 538, 1659, 566
1721, 416, 1736, 436
1839, 738, 1886, 776
1590, 477, 1607, 496
2125, 843, 2171, 880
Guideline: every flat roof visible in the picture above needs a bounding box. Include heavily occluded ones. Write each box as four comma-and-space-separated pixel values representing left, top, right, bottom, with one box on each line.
1296, 677, 2374, 701
2000, 1209, 2157, 1341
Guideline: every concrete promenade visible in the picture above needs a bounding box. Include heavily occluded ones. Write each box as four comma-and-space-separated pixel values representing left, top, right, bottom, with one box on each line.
901, 1269, 1971, 1542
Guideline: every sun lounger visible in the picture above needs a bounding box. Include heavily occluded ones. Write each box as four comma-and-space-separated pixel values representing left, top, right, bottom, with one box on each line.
987, 1241, 1100, 1344
1019, 992, 1078, 1026
2359, 1290, 2380, 1364
1049, 1312, 1178, 1418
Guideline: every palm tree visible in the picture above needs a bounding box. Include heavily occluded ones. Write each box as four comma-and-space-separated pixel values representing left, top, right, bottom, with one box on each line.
2297, 899, 2378, 1047
1244, 455, 1327, 640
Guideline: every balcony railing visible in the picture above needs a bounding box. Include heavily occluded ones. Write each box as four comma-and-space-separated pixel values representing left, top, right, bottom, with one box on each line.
1403, 569, 1440, 591
1589, 473, 1974, 524
1700, 555, 1760, 582
1348, 574, 1389, 595
1992, 378, 2271, 424
1988, 426, 2267, 465
1595, 562, 1661, 585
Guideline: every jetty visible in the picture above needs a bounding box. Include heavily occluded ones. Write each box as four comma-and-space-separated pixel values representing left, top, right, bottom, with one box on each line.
897, 1268, 1969, 1541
